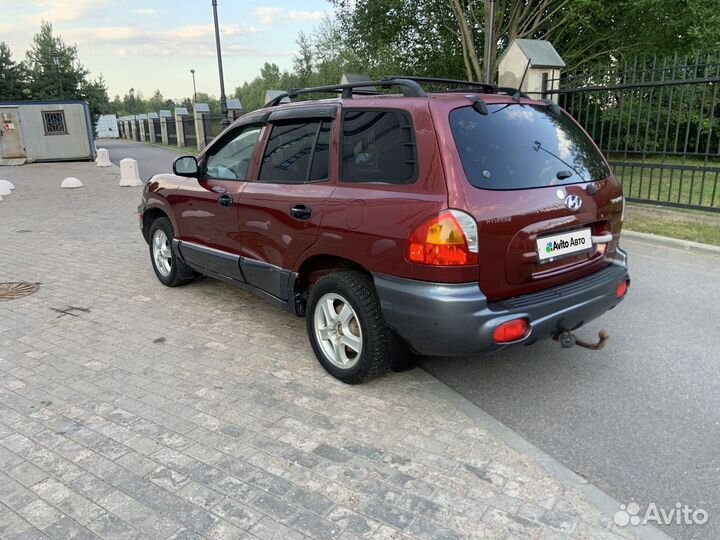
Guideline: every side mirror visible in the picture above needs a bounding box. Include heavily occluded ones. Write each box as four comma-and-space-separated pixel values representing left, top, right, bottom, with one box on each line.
173, 156, 199, 177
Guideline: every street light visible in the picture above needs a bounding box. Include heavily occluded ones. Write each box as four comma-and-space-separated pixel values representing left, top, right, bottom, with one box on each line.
211, 0, 230, 128
190, 69, 198, 105
50, 51, 63, 99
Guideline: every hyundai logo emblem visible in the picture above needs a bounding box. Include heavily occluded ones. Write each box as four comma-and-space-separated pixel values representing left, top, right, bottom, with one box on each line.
564, 194, 583, 211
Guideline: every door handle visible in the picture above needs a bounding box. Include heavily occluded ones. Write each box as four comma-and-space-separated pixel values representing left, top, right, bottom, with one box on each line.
218, 194, 233, 207
290, 204, 312, 220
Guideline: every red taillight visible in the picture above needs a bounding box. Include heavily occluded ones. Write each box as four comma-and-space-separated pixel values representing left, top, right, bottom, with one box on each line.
616, 279, 629, 298
407, 210, 478, 266
493, 318, 530, 343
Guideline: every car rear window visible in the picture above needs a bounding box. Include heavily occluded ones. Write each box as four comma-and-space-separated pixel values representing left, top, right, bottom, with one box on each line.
450, 104, 610, 190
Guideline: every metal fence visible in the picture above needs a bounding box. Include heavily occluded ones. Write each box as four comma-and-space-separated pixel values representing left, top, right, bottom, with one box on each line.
543, 53, 720, 212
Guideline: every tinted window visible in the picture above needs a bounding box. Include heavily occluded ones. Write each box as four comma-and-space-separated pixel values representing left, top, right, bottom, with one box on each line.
205, 125, 262, 180
341, 110, 416, 184
259, 120, 330, 183
450, 104, 610, 190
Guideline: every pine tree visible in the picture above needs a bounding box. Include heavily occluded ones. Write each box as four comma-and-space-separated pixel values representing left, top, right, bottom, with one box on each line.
0, 42, 28, 100
24, 21, 88, 100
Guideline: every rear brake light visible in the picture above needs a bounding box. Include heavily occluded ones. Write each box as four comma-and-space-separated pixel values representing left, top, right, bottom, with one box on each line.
407, 210, 478, 266
493, 318, 530, 343
616, 279, 629, 298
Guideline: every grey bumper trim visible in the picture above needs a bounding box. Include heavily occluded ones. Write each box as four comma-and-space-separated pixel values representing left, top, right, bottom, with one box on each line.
373, 250, 629, 357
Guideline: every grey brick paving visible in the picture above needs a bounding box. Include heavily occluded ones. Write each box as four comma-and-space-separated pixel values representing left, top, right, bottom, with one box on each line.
0, 162, 634, 539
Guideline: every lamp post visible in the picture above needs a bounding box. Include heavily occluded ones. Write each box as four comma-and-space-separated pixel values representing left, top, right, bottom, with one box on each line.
190, 69, 198, 104
211, 0, 230, 128
50, 51, 63, 99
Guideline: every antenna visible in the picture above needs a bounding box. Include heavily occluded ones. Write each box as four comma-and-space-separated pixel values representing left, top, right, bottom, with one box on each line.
513, 58, 532, 102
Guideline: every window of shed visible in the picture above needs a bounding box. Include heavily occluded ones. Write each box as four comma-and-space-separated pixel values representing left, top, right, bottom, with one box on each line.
42, 111, 67, 135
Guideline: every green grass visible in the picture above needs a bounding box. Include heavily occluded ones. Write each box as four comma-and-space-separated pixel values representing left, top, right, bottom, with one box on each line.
624, 203, 720, 246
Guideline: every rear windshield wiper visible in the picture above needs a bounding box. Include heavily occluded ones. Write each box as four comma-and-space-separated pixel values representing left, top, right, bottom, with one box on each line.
532, 140, 586, 181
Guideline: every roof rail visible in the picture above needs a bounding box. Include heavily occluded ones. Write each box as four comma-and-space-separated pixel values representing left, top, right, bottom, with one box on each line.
263, 78, 427, 108
384, 76, 497, 94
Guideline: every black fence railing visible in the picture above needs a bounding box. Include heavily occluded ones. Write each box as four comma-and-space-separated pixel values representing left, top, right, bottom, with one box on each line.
543, 53, 720, 212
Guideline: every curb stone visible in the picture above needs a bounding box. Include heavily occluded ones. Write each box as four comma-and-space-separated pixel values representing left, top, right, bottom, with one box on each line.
417, 369, 674, 540
623, 230, 720, 256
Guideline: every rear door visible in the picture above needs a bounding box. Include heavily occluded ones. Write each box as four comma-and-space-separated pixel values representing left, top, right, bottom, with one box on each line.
444, 101, 624, 300
237, 107, 336, 300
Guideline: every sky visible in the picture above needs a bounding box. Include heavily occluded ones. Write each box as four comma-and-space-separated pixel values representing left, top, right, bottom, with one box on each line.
0, 0, 331, 101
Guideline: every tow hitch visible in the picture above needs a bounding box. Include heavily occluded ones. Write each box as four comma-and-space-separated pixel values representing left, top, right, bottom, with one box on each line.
554, 329, 610, 351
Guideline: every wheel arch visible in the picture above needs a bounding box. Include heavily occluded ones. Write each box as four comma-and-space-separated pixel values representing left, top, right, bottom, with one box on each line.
293, 254, 372, 316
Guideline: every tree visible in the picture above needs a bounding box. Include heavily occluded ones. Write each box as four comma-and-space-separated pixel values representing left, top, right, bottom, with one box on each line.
0, 42, 28, 100
80, 75, 110, 119
293, 32, 314, 87
24, 21, 88, 100
331, 0, 720, 82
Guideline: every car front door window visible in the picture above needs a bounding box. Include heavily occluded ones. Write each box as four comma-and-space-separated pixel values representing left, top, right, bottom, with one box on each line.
205, 125, 262, 180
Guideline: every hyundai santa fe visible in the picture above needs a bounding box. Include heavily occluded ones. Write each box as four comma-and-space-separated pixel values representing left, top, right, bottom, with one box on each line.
139, 77, 630, 384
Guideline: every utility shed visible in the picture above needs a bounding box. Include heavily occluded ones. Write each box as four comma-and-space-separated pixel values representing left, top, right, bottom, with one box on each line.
497, 39, 565, 101
0, 100, 96, 163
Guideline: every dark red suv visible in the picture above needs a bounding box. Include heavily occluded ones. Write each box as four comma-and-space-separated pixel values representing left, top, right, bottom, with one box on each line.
139, 77, 630, 384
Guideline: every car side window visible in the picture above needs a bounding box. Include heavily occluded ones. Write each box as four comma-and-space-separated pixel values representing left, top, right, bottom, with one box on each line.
341, 110, 417, 184
258, 120, 330, 183
205, 125, 262, 180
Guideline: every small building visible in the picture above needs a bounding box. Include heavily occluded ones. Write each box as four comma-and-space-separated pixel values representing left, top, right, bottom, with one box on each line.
497, 39, 565, 101
0, 100, 96, 163
96, 114, 119, 139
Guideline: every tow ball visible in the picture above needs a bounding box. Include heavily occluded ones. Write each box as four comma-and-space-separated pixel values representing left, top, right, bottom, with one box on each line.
553, 329, 610, 351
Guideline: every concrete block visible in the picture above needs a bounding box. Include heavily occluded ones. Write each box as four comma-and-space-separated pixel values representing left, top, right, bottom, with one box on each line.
119, 158, 142, 187
60, 177, 83, 189
95, 148, 112, 167
0, 184, 11, 196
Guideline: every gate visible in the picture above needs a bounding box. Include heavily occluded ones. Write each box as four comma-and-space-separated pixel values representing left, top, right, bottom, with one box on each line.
543, 54, 720, 212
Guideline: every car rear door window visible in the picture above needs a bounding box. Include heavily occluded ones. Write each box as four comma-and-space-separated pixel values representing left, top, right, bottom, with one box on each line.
341, 110, 417, 184
259, 120, 330, 183
450, 104, 611, 190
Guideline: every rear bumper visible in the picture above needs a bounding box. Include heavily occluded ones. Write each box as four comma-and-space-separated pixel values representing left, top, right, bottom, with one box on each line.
373, 249, 629, 356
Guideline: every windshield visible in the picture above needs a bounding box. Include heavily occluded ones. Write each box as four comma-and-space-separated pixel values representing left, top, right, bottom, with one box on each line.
450, 104, 610, 190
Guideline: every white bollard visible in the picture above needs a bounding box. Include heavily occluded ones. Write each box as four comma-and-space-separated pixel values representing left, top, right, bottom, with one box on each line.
61, 177, 84, 189
95, 148, 112, 167
0, 179, 15, 190
119, 158, 142, 187
0, 183, 11, 196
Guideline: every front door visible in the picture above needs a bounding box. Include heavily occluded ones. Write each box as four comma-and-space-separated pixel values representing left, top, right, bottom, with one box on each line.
0, 108, 26, 159
172, 123, 264, 281
238, 115, 336, 300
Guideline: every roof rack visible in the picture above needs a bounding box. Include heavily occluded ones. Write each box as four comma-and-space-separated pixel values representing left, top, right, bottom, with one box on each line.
383, 76, 496, 94
262, 76, 531, 108
263, 78, 427, 107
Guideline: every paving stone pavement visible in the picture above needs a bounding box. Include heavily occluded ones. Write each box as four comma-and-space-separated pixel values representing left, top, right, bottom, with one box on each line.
0, 162, 635, 539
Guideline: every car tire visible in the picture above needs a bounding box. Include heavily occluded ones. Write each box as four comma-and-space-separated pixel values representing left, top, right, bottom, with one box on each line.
148, 217, 194, 287
307, 271, 389, 384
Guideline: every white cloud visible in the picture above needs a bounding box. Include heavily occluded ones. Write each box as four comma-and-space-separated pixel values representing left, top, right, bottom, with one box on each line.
130, 8, 158, 15
27, 0, 110, 22
62, 23, 279, 59
255, 6, 325, 25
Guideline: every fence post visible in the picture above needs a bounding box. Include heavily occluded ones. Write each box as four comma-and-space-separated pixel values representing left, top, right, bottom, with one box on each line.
174, 107, 188, 148
138, 114, 147, 142
159, 110, 171, 145
147, 113, 158, 143
193, 103, 210, 151
226, 98, 243, 123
